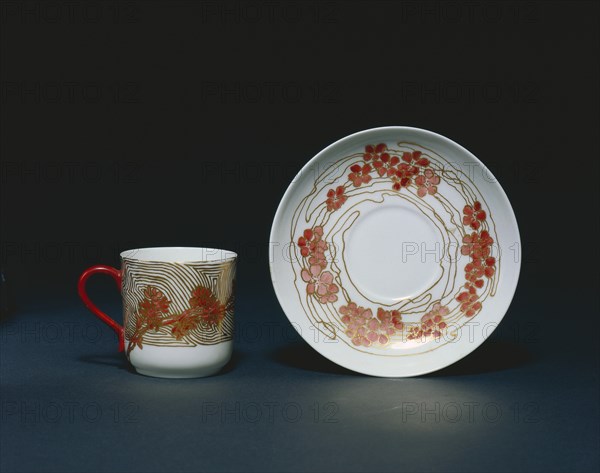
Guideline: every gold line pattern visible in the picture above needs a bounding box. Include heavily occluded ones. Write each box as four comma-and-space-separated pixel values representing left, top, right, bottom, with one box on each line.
122, 258, 236, 349
289, 141, 500, 357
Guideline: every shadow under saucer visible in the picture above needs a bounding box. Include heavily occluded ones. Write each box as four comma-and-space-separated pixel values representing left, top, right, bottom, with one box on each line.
425, 340, 534, 377
270, 343, 360, 376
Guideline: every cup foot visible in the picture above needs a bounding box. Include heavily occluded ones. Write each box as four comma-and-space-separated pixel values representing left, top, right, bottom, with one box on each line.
135, 365, 224, 379
127, 341, 233, 379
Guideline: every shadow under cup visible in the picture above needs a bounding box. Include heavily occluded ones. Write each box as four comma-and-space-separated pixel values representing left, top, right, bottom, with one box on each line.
79, 247, 237, 379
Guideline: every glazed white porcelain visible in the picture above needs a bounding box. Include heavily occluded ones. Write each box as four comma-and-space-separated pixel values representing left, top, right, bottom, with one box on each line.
129, 342, 233, 379
270, 127, 520, 377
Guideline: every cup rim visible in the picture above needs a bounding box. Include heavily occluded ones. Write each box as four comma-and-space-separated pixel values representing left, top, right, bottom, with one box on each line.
120, 246, 237, 264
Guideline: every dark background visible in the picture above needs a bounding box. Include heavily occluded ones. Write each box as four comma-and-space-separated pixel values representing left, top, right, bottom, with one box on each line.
1, 1, 598, 472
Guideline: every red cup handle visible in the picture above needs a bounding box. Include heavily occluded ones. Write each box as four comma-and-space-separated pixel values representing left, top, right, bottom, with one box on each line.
77, 265, 124, 352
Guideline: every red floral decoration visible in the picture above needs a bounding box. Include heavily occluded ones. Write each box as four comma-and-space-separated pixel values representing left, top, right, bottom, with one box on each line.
339, 303, 403, 347
170, 309, 201, 341
326, 186, 348, 211
415, 169, 440, 197
462, 201, 487, 230
373, 153, 400, 177
352, 145, 440, 198
139, 286, 171, 331
189, 286, 226, 326
457, 202, 496, 317
297, 226, 327, 267
461, 230, 493, 260
407, 303, 449, 340
298, 226, 338, 303
348, 163, 373, 187
127, 284, 228, 355
301, 265, 339, 303
402, 150, 430, 167
392, 163, 419, 190
456, 284, 482, 317
363, 143, 388, 162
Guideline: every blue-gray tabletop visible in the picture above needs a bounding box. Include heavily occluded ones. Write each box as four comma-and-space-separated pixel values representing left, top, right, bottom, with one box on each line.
1, 287, 597, 473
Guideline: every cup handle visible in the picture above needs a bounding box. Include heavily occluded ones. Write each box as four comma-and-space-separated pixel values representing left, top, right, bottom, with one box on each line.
77, 265, 124, 352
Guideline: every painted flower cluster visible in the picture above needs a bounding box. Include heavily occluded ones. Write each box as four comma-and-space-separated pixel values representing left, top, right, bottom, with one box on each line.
340, 303, 404, 347
322, 144, 441, 214
359, 145, 439, 195
127, 285, 228, 355
326, 186, 348, 211
457, 201, 496, 317
407, 303, 449, 340
297, 226, 339, 303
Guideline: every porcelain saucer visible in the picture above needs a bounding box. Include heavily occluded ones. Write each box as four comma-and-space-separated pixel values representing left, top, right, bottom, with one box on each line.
270, 126, 520, 377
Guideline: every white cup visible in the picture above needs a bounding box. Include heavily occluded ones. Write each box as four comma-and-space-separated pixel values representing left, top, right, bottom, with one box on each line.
78, 247, 237, 378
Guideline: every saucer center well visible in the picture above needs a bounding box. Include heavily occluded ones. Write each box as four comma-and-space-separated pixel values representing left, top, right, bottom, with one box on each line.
344, 203, 443, 302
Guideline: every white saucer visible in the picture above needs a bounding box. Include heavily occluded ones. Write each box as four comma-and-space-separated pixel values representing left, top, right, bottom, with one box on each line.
269, 127, 521, 377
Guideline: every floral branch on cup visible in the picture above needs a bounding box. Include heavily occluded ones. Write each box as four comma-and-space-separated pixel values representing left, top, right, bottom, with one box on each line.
127, 285, 232, 356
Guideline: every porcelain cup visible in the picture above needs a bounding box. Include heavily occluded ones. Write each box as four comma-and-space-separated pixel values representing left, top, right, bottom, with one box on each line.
78, 247, 237, 378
